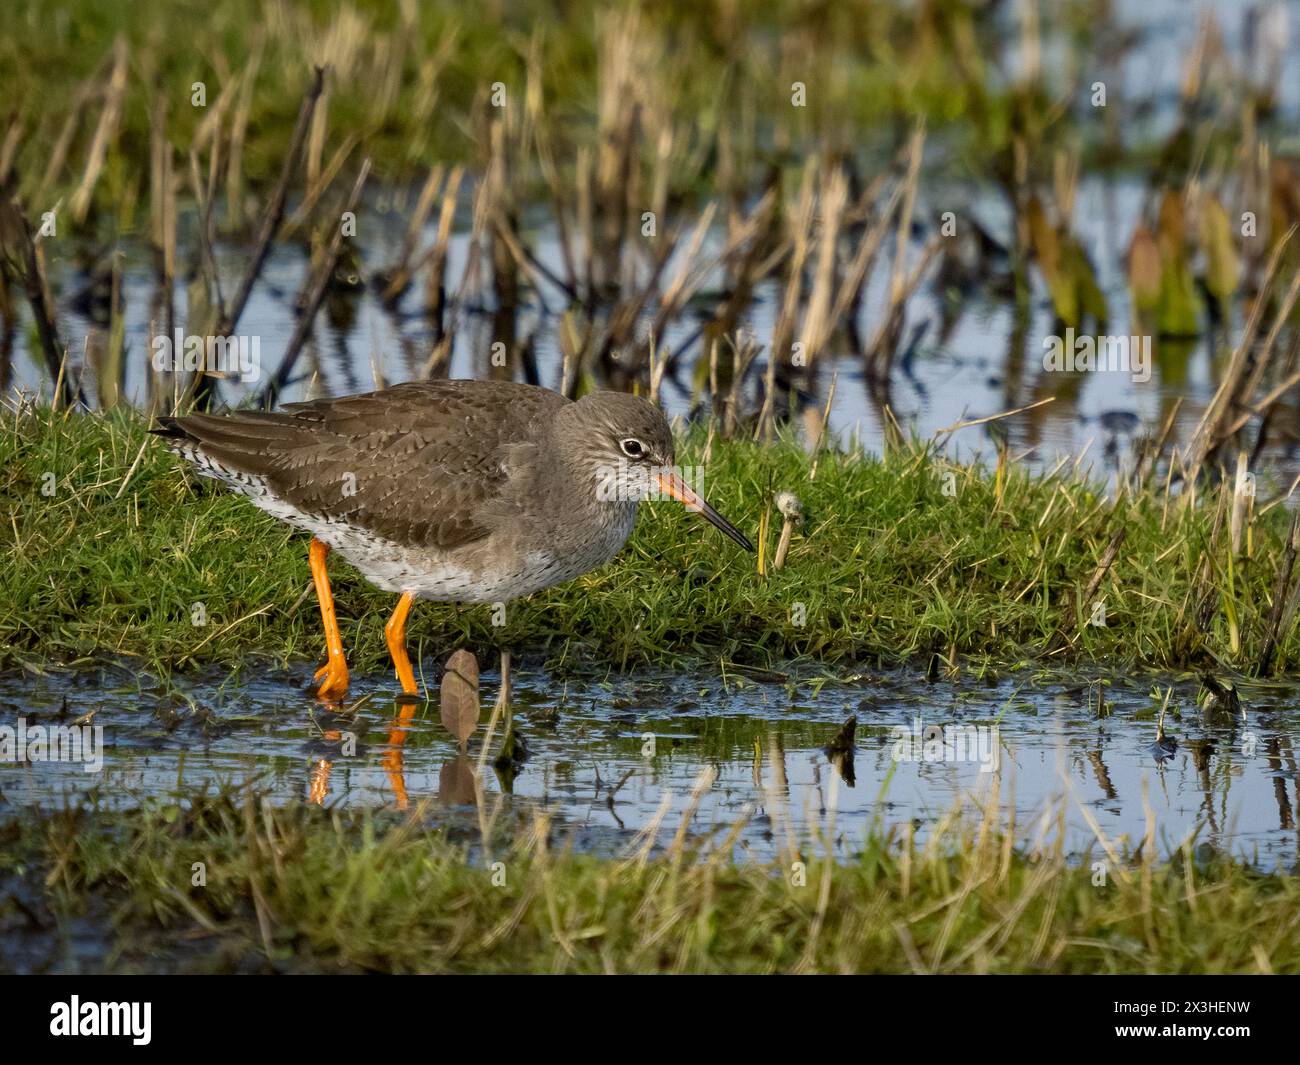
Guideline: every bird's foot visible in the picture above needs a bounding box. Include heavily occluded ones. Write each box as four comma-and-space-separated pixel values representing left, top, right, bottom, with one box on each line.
312, 659, 350, 701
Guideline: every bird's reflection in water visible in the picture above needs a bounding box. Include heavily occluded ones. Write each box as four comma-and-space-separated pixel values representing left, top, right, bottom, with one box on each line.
306, 697, 488, 810
309, 756, 332, 806
306, 715, 355, 806
302, 701, 415, 809
382, 701, 418, 809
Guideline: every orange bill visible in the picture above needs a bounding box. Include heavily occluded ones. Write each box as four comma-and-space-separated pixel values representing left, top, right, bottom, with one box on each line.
654, 469, 754, 551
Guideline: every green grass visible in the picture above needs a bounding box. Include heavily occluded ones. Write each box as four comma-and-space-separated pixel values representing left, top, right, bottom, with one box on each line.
4, 785, 1296, 974
1, 403, 1298, 678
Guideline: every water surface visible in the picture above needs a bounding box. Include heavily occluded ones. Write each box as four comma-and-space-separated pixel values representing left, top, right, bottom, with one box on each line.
3, 661, 1296, 870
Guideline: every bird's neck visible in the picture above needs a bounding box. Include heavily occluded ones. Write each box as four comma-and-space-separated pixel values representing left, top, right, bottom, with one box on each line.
540, 407, 640, 538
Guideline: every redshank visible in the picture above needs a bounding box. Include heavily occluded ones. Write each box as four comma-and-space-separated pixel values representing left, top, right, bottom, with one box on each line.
154, 379, 752, 701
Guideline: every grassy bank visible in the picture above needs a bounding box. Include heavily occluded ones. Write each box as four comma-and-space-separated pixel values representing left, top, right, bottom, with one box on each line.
3, 787, 1296, 974
2, 403, 1299, 678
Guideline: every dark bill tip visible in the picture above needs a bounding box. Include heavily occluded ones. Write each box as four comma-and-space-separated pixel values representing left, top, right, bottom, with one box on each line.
697, 497, 755, 552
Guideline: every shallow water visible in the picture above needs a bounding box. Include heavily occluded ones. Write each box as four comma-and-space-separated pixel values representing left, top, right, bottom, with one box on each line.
2, 660, 1297, 870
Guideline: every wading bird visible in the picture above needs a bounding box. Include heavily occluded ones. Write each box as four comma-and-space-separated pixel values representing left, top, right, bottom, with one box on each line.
155, 379, 752, 701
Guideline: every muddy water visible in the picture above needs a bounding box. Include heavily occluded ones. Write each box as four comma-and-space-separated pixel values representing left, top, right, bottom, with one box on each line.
2, 661, 1297, 869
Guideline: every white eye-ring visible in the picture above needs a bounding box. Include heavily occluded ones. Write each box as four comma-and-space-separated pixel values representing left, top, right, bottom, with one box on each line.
620, 437, 647, 459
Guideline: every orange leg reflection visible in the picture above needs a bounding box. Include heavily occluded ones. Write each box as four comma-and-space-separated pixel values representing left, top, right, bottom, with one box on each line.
309, 727, 343, 806
382, 704, 416, 809
309, 757, 333, 805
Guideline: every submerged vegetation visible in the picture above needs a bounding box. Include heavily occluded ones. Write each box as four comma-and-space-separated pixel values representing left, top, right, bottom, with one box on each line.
5, 401, 1300, 679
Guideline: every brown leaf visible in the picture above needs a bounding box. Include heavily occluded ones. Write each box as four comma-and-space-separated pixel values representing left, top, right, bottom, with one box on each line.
440, 649, 480, 748
825, 715, 857, 755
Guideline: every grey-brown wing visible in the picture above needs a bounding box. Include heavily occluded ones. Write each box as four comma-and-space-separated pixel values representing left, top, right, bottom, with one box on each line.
159, 380, 568, 551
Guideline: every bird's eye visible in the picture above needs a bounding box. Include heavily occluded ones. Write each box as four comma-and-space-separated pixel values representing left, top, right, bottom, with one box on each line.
620, 438, 646, 459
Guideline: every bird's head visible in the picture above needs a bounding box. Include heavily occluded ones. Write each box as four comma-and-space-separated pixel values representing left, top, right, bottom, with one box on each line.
564, 391, 753, 552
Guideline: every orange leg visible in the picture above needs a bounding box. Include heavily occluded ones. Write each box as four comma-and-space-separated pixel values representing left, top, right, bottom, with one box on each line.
385, 591, 419, 696
309, 538, 349, 700
380, 593, 420, 808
